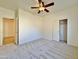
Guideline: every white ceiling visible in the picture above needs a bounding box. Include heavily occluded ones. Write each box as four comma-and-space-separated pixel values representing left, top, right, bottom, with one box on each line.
0, 0, 77, 15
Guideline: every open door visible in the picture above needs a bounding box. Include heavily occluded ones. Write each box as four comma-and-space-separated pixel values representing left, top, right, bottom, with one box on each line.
3, 18, 16, 45
59, 19, 67, 43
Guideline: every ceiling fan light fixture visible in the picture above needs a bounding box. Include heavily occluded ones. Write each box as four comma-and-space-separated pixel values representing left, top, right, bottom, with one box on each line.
39, 7, 45, 11
31, 0, 54, 14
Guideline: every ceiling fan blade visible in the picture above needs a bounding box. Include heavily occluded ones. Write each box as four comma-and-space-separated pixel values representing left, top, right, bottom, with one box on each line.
38, 10, 41, 14
45, 2, 54, 7
42, 2, 44, 7
38, 0, 42, 3
44, 9, 49, 12
31, 7, 39, 9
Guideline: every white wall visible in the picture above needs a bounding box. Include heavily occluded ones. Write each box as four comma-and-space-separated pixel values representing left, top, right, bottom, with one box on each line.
43, 5, 78, 47
43, 17, 54, 40
0, 7, 43, 45
19, 9, 43, 44
0, 5, 77, 47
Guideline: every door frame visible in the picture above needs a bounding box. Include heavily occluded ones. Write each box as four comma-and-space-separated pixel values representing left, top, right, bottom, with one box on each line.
59, 19, 67, 43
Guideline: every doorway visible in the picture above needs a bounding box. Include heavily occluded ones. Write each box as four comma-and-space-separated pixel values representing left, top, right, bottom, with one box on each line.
3, 18, 16, 45
59, 19, 67, 43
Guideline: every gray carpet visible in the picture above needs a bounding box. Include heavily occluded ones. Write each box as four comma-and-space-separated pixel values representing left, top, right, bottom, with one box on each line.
0, 39, 78, 59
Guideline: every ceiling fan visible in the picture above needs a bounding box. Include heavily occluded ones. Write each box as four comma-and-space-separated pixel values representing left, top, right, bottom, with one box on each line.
31, 0, 54, 14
